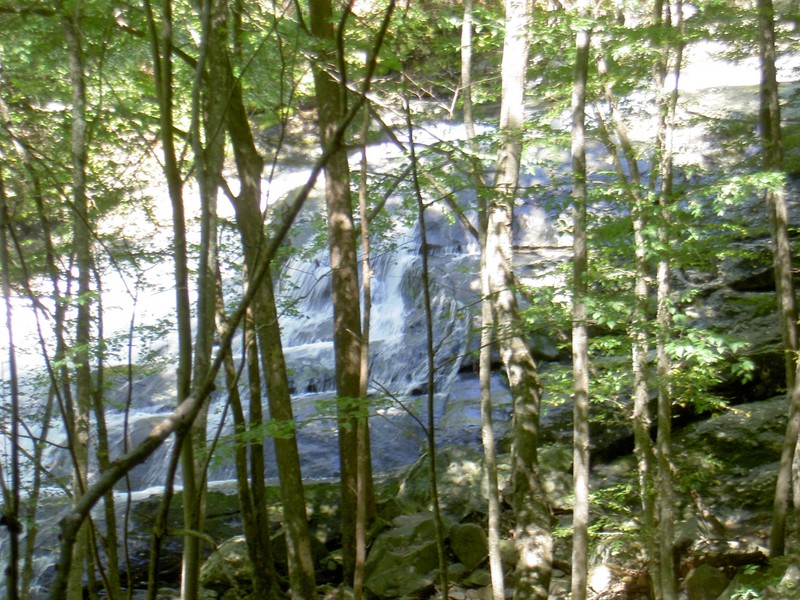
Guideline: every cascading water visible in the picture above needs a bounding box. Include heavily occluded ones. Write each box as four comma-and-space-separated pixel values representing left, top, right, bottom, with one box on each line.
0, 120, 534, 597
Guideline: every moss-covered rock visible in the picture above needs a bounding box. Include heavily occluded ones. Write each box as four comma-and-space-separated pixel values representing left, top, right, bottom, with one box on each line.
199, 536, 253, 594
719, 555, 800, 600
364, 513, 451, 598
449, 523, 488, 570
685, 564, 729, 600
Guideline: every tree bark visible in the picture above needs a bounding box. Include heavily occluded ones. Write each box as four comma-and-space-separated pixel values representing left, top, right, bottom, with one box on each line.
0, 158, 21, 600
489, 2, 552, 598
0, 89, 67, 600
308, 0, 369, 583
459, 6, 504, 596
355, 106, 372, 600
223, 56, 319, 599
570, 13, 591, 600
652, 2, 683, 596
406, 99, 450, 599
63, 13, 93, 599
215, 270, 278, 599
760, 0, 800, 557
596, 54, 661, 596
91, 284, 123, 600
142, 0, 200, 594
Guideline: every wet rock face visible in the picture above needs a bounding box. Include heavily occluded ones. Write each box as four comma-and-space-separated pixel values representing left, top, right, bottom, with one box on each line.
673, 395, 786, 533
676, 396, 786, 473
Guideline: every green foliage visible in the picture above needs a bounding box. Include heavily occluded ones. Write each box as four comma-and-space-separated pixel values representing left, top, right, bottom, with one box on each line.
588, 479, 641, 555
210, 417, 301, 472
666, 320, 754, 412
724, 557, 800, 600
675, 452, 726, 498
1, 0, 798, 593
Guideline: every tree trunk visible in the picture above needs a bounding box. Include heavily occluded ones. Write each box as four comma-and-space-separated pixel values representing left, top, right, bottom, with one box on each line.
480, 243, 505, 600
460, 6, 504, 596
91, 286, 123, 600
761, 0, 800, 557
652, 2, 683, 596
355, 106, 372, 600
596, 54, 661, 596
489, 2, 552, 598
64, 14, 93, 599
223, 57, 319, 598
186, 0, 229, 588
570, 14, 591, 600
406, 99, 450, 599
308, 0, 369, 584
0, 93, 64, 600
215, 271, 278, 599
244, 306, 280, 597
0, 158, 21, 600
142, 1, 200, 594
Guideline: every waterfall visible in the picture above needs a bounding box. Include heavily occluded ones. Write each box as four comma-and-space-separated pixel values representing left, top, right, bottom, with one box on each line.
0, 121, 538, 598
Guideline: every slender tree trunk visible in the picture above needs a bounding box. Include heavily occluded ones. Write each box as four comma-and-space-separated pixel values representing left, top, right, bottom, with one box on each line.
480, 244, 505, 600
244, 307, 280, 597
142, 1, 200, 594
91, 286, 122, 600
215, 270, 278, 599
655, 228, 676, 600
632, 197, 661, 600
761, 0, 800, 557
185, 0, 225, 587
597, 50, 664, 596
354, 106, 372, 600
224, 60, 318, 597
652, 2, 683, 596
196, 0, 283, 593
236, 220, 318, 600
489, 2, 552, 598
570, 13, 591, 600
460, 5, 504, 595
0, 94, 63, 600
64, 14, 93, 599
0, 163, 21, 600
6, 207, 71, 600
461, 0, 477, 143
308, 0, 371, 584
760, 0, 797, 387
406, 99, 450, 599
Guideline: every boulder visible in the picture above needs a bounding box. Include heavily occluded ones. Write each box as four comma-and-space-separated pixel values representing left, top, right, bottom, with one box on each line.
685, 564, 729, 600
364, 513, 450, 598
683, 539, 767, 573
199, 536, 253, 594
449, 523, 488, 570
462, 568, 492, 587
763, 561, 800, 599
394, 446, 493, 516
588, 563, 650, 599
447, 586, 495, 600
674, 398, 786, 523
718, 556, 800, 600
